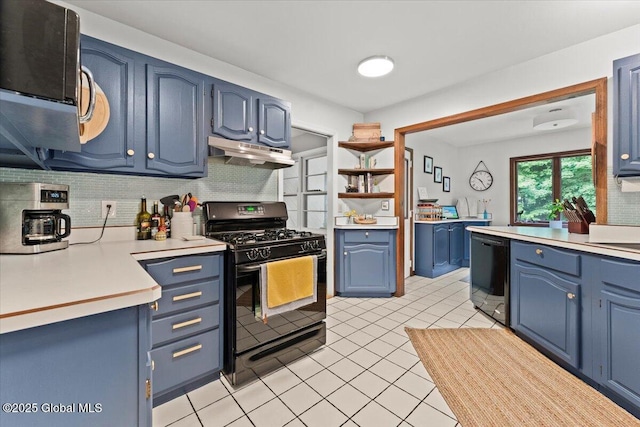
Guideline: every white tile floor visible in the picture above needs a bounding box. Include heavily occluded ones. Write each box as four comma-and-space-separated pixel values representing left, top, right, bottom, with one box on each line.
153, 268, 503, 427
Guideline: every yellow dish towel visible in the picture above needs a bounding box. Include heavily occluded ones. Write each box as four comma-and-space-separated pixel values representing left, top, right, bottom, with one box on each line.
266, 256, 314, 308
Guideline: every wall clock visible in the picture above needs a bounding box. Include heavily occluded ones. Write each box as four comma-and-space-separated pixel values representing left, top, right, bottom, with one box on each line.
469, 160, 493, 191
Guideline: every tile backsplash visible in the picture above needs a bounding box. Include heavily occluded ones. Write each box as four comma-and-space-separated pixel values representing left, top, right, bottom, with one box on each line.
607, 167, 640, 226
0, 157, 277, 227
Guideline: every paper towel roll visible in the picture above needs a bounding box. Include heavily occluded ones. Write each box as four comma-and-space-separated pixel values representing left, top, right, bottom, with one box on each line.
171, 212, 193, 239
620, 178, 640, 192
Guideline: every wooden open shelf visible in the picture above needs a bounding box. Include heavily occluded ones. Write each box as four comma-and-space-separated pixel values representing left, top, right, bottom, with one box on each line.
338, 168, 394, 176
338, 141, 394, 152
338, 192, 394, 199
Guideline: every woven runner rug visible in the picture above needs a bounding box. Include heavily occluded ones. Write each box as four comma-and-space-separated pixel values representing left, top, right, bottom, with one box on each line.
405, 327, 640, 427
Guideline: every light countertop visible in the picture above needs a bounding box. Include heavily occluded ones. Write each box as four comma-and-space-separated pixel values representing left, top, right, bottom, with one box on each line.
466, 226, 640, 262
415, 219, 492, 224
0, 236, 226, 334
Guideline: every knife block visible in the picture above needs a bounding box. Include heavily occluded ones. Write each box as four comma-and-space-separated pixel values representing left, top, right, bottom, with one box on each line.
568, 221, 589, 234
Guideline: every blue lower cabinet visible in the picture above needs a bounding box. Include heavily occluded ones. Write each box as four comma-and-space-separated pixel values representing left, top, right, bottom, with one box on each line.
335, 229, 396, 297
597, 258, 640, 414
415, 222, 468, 278
141, 253, 224, 406
511, 262, 581, 368
0, 306, 152, 427
506, 237, 640, 417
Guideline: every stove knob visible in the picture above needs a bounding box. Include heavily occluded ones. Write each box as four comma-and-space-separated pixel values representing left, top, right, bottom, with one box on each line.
311, 240, 320, 250
246, 249, 259, 261
300, 242, 309, 252
259, 248, 271, 259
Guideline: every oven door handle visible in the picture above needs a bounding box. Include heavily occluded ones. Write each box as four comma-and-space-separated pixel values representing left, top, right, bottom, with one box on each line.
236, 252, 326, 273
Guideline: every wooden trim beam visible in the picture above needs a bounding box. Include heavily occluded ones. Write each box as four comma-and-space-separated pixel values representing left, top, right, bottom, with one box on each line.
392, 77, 608, 297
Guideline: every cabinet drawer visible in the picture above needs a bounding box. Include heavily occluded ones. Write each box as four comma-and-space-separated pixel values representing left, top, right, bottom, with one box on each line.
600, 258, 640, 293
512, 241, 581, 277
343, 230, 390, 243
145, 254, 220, 286
151, 329, 219, 395
154, 279, 220, 317
152, 304, 219, 347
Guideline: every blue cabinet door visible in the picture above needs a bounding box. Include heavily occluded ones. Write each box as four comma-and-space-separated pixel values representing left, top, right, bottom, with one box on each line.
433, 224, 450, 270
46, 36, 136, 171
343, 243, 391, 294
613, 53, 640, 176
449, 223, 463, 266
598, 258, 640, 411
146, 64, 206, 177
511, 263, 581, 368
0, 306, 151, 427
211, 80, 253, 141
257, 97, 291, 149
335, 229, 395, 296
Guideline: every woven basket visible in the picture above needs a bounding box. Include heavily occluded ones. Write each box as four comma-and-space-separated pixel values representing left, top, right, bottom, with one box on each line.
354, 217, 377, 225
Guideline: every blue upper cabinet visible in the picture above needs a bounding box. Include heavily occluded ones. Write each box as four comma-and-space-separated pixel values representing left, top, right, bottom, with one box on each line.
46, 36, 136, 172
211, 80, 253, 141
145, 63, 207, 176
47, 36, 207, 178
210, 80, 291, 150
258, 97, 291, 149
613, 53, 640, 176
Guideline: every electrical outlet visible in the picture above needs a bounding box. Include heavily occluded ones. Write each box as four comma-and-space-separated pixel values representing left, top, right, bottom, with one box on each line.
102, 201, 117, 218
381, 200, 389, 211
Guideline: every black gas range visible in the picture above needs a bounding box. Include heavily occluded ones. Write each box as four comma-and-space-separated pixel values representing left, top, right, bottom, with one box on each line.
202, 201, 327, 386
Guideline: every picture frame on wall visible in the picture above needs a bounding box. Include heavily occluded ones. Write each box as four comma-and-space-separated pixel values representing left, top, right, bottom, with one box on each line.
443, 176, 451, 192
423, 156, 433, 174
434, 167, 443, 183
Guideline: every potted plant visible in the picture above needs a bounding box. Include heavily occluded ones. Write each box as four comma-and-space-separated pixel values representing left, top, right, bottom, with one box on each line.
548, 199, 564, 229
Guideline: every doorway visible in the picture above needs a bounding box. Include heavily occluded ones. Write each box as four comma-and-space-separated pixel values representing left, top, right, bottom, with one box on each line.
404, 147, 414, 278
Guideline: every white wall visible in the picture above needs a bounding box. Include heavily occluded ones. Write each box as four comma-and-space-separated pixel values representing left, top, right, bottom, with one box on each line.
365, 24, 640, 225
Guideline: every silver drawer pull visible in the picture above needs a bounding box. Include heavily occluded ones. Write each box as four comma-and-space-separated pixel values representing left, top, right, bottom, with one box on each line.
173, 344, 202, 359
567, 293, 576, 300
535, 249, 543, 255
172, 317, 202, 330
172, 291, 203, 302
172, 265, 203, 274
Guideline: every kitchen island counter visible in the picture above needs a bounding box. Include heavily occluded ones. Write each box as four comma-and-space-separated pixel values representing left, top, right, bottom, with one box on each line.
0, 237, 226, 334
466, 226, 640, 262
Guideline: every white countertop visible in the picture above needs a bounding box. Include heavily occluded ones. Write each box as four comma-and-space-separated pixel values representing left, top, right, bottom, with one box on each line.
0, 237, 226, 334
415, 218, 492, 224
466, 226, 640, 262
334, 216, 399, 229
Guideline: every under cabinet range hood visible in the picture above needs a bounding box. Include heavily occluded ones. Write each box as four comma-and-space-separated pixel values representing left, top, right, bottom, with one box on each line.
208, 137, 295, 169
0, 0, 93, 169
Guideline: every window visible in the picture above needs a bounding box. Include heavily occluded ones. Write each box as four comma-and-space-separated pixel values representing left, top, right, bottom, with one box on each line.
283, 148, 328, 231
510, 149, 595, 225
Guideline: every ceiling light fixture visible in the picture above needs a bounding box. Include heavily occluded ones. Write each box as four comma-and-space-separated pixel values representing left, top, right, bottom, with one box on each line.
357, 55, 394, 77
533, 108, 578, 130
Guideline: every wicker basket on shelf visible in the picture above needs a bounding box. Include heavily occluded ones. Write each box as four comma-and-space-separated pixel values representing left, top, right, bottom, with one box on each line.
354, 216, 377, 225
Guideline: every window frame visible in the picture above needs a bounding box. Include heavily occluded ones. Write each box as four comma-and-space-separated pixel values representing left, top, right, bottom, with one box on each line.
510, 148, 592, 226
284, 147, 328, 232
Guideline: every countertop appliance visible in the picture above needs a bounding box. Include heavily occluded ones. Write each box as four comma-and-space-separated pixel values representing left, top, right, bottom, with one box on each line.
0, 182, 71, 254
203, 201, 326, 385
470, 232, 510, 326
0, 0, 95, 168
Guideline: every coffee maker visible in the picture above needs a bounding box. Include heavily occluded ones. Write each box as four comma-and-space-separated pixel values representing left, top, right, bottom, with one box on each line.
0, 183, 71, 254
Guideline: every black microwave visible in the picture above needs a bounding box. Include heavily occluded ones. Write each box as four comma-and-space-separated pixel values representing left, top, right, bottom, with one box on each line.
0, 0, 81, 104
0, 0, 96, 163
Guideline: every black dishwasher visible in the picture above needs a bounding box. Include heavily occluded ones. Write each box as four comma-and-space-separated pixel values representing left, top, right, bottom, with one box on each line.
470, 233, 510, 326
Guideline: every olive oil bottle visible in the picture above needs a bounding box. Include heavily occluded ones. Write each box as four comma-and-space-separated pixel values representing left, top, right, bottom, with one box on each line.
136, 197, 152, 240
